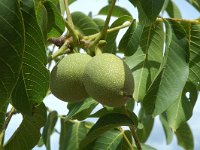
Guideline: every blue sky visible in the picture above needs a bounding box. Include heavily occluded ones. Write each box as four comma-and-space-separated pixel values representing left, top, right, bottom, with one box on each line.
5, 0, 200, 150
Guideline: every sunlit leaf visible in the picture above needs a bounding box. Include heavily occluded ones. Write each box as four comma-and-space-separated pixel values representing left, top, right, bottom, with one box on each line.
175, 123, 194, 150
182, 22, 200, 90
42, 111, 58, 150
166, 0, 182, 18
125, 21, 164, 102
98, 5, 132, 17
71, 11, 99, 36
136, 0, 165, 24
166, 82, 198, 131
66, 98, 98, 121
11, 0, 49, 115
143, 20, 189, 116
159, 113, 173, 144
4, 103, 47, 150
80, 113, 135, 149
0, 0, 24, 109
59, 119, 93, 150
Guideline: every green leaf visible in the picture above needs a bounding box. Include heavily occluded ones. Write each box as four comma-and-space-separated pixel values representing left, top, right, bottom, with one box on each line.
11, 0, 50, 115
87, 129, 125, 150
125, 21, 164, 102
119, 21, 143, 56
182, 22, 200, 90
80, 113, 135, 149
36, 2, 48, 41
143, 20, 189, 116
59, 119, 93, 150
0, 102, 8, 130
137, 107, 154, 142
186, 0, 200, 11
43, 0, 65, 38
93, 18, 105, 31
166, 0, 182, 18
66, 98, 98, 121
98, 5, 132, 17
166, 82, 198, 131
0, 0, 24, 109
103, 15, 133, 53
136, 0, 165, 25
175, 123, 194, 150
71, 11, 99, 36
42, 111, 58, 150
4, 103, 47, 150
117, 130, 133, 150
159, 114, 173, 144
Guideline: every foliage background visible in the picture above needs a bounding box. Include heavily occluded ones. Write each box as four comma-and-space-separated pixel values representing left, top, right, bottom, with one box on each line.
2, 0, 200, 149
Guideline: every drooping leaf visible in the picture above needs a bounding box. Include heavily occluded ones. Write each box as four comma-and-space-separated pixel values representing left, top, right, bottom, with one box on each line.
71, 11, 99, 36
98, 5, 132, 17
59, 119, 93, 150
43, 0, 65, 38
186, 0, 200, 11
166, 82, 198, 131
137, 107, 154, 142
136, 0, 165, 25
166, 0, 182, 18
103, 15, 133, 53
119, 21, 143, 56
175, 123, 194, 150
4, 103, 47, 150
182, 22, 200, 90
42, 111, 58, 150
125, 21, 164, 102
143, 20, 189, 116
0, 0, 24, 109
80, 113, 135, 149
11, 0, 50, 115
159, 113, 173, 144
66, 98, 98, 121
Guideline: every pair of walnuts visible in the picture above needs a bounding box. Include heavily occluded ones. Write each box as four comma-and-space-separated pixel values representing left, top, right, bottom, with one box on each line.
50, 53, 134, 107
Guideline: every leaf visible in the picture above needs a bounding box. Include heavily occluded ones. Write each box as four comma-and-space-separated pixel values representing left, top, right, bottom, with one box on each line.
118, 21, 143, 56
117, 130, 133, 150
137, 107, 154, 142
42, 111, 58, 150
80, 113, 135, 149
43, 0, 65, 38
136, 0, 165, 25
166, 82, 198, 131
98, 5, 132, 17
143, 20, 189, 116
66, 98, 98, 121
103, 15, 133, 53
93, 18, 105, 31
4, 103, 47, 150
59, 119, 93, 150
11, 0, 50, 115
87, 129, 125, 150
71, 11, 99, 36
175, 123, 194, 150
166, 0, 182, 18
0, 102, 8, 130
182, 22, 200, 90
186, 0, 200, 11
159, 113, 173, 144
0, 0, 24, 109
125, 21, 164, 102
